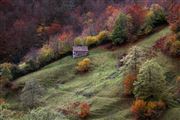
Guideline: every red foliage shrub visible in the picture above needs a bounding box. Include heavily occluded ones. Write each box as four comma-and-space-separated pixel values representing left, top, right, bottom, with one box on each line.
78, 103, 90, 118
123, 74, 137, 96
131, 99, 166, 120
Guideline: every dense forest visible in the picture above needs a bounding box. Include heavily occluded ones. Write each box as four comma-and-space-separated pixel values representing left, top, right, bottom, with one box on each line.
0, 0, 176, 63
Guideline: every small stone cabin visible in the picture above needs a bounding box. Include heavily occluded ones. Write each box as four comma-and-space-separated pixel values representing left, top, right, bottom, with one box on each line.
73, 46, 88, 58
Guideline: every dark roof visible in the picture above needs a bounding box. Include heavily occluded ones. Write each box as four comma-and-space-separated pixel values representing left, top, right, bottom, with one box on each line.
73, 46, 88, 52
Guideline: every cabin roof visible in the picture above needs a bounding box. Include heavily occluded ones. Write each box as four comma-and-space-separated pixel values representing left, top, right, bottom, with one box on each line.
73, 46, 88, 52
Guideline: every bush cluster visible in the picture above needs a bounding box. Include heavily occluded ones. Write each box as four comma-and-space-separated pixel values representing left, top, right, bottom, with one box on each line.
76, 58, 91, 73
153, 33, 180, 57
37, 44, 55, 65
164, 34, 180, 56
75, 31, 109, 46
131, 99, 166, 120
119, 46, 168, 119
0, 63, 20, 81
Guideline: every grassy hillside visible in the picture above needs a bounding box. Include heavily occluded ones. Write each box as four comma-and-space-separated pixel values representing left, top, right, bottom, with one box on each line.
10, 27, 180, 120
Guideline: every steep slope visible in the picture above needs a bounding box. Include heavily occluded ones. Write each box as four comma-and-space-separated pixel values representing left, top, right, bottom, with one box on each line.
12, 27, 180, 120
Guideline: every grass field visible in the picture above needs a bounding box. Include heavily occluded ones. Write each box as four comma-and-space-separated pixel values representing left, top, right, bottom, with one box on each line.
11, 27, 180, 120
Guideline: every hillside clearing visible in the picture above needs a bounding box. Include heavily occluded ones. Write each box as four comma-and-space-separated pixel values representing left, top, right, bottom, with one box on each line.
11, 27, 180, 120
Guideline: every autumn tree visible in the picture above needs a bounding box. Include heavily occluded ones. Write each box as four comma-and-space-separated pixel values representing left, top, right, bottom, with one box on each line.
125, 5, 146, 35
121, 46, 146, 74
133, 60, 166, 100
167, 3, 180, 32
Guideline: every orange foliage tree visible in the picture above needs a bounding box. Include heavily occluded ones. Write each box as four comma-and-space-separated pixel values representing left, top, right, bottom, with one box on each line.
123, 74, 137, 96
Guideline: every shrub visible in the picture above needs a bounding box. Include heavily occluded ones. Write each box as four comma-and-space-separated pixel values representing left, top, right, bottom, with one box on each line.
111, 13, 132, 44
74, 37, 85, 46
131, 99, 146, 118
78, 103, 90, 118
20, 79, 44, 108
133, 60, 166, 100
74, 31, 109, 46
19, 60, 39, 74
164, 34, 180, 56
0, 63, 20, 81
85, 36, 97, 46
0, 102, 10, 119
131, 99, 165, 120
123, 74, 137, 96
96, 31, 109, 43
121, 46, 146, 74
57, 102, 90, 119
169, 40, 180, 56
0, 76, 9, 96
76, 58, 91, 73
38, 44, 54, 65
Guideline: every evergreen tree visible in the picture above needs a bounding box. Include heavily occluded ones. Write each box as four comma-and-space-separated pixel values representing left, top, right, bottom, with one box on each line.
133, 60, 166, 100
20, 79, 44, 108
111, 13, 132, 45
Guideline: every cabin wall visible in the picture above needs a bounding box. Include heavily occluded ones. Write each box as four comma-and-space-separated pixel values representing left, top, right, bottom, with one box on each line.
73, 51, 88, 58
